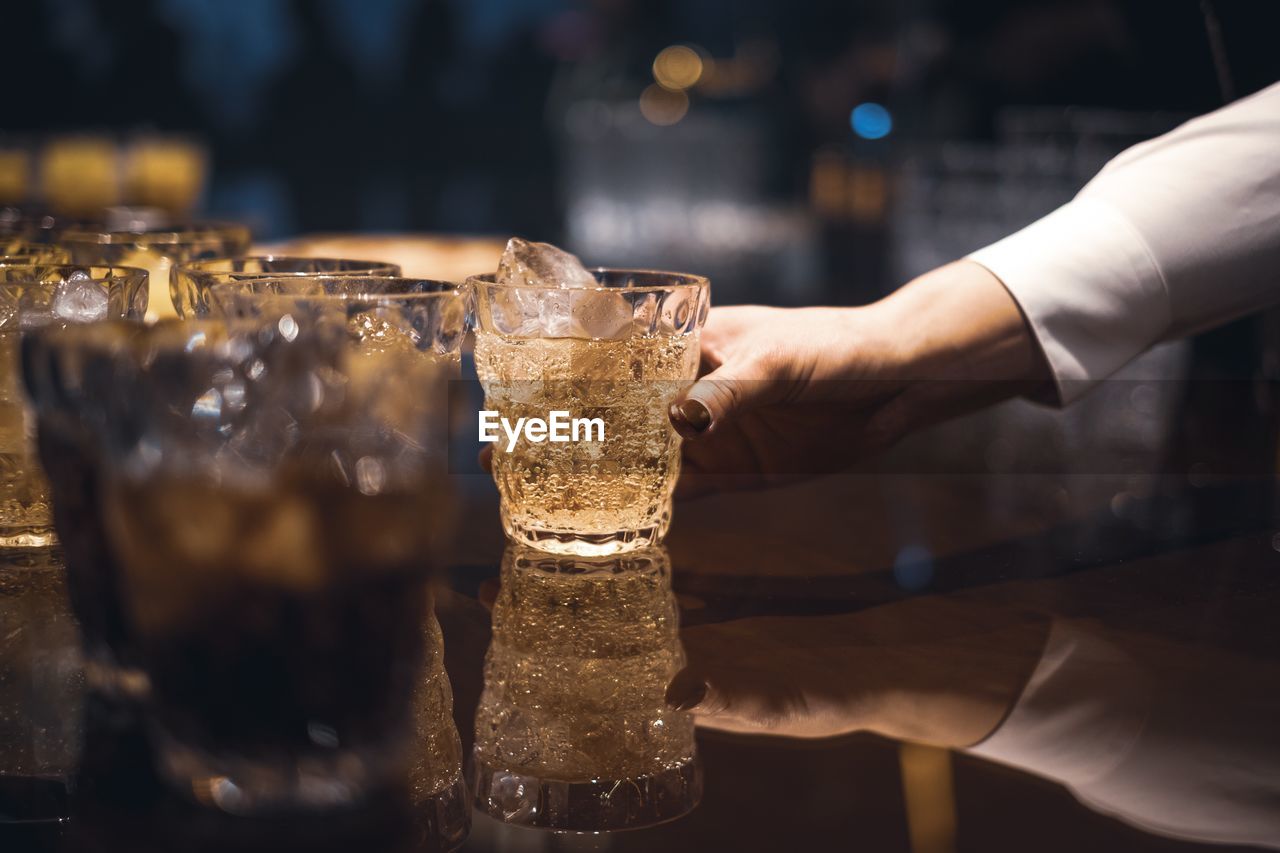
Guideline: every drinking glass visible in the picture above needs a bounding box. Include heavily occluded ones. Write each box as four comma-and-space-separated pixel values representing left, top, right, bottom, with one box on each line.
473, 543, 701, 831
409, 600, 471, 850
172, 256, 402, 318
470, 270, 709, 555
0, 264, 147, 548
207, 277, 468, 364
25, 303, 464, 813
61, 222, 250, 320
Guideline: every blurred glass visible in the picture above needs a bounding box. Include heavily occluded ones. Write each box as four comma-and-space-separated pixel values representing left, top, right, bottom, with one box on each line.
0, 207, 101, 248
61, 222, 251, 320
122, 135, 207, 217
0, 264, 146, 548
0, 241, 70, 265
0, 145, 32, 207
40, 136, 120, 217
473, 544, 701, 831
26, 301, 462, 812
0, 547, 85, 825
172, 256, 402, 318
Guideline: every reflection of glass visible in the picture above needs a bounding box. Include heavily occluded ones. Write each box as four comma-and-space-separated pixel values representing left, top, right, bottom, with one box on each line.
474, 543, 701, 831
0, 547, 85, 824
61, 222, 251, 320
471, 270, 709, 556
0, 265, 147, 548
28, 307, 462, 813
409, 600, 471, 851
172, 256, 402, 318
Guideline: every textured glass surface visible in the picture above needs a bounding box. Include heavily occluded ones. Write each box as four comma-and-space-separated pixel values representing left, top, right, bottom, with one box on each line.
171, 255, 402, 319
21, 305, 463, 812
471, 269, 709, 555
0, 264, 146, 548
474, 544, 701, 830
61, 222, 250, 320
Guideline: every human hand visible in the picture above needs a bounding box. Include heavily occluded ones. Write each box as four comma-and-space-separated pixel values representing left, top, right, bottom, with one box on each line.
666, 596, 1050, 747
669, 261, 1049, 495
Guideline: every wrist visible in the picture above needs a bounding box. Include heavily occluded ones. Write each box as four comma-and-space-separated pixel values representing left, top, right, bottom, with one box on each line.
887, 260, 1049, 384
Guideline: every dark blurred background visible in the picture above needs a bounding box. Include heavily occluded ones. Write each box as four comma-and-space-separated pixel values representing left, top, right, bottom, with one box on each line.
5, 0, 1279, 305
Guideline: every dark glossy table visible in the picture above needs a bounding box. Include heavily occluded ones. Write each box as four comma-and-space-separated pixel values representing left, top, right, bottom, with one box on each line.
3, 386, 1278, 853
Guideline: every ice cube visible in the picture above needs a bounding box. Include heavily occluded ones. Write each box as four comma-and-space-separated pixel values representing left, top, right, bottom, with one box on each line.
52, 271, 109, 323
538, 288, 574, 337
237, 492, 325, 591
571, 289, 633, 340
497, 237, 597, 290
19, 310, 56, 330
348, 308, 421, 353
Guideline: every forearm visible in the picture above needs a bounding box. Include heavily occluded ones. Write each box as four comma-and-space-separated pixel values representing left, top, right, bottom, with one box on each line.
857, 260, 1051, 439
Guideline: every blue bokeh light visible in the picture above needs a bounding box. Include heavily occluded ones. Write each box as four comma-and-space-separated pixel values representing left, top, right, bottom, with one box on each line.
892, 544, 934, 591
851, 102, 892, 140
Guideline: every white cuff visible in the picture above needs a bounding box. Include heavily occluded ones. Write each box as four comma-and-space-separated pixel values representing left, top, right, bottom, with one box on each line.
970, 620, 1151, 787
967, 198, 1171, 404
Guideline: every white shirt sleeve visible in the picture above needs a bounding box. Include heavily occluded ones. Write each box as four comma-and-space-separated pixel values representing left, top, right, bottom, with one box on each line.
970, 620, 1280, 848
968, 82, 1280, 403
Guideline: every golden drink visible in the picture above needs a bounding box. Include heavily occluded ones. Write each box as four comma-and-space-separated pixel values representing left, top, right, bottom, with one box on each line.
475, 332, 697, 555
473, 545, 701, 830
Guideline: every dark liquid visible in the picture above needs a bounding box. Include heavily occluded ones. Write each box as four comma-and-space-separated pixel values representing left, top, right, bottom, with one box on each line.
37, 428, 133, 663
107, 474, 444, 764
146, 573, 429, 759
0, 775, 70, 824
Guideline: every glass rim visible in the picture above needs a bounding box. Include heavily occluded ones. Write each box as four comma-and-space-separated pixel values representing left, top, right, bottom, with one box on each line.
22, 319, 277, 369
0, 252, 70, 263
466, 268, 709, 294
207, 275, 466, 303
59, 221, 251, 245
0, 243, 66, 253
0, 262, 149, 282
174, 256, 402, 277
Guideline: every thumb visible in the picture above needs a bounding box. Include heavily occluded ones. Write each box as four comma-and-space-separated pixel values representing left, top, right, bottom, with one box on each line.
668, 361, 782, 440
664, 665, 730, 714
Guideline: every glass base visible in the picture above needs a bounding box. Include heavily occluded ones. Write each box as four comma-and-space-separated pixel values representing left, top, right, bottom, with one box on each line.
502, 511, 670, 557
413, 772, 472, 852
155, 733, 396, 816
472, 756, 702, 832
0, 775, 71, 824
0, 529, 56, 548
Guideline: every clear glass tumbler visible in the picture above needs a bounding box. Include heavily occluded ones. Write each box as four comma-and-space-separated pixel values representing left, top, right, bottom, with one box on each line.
26, 300, 464, 813
473, 543, 701, 831
0, 264, 147, 548
470, 269, 709, 556
171, 256, 402, 318
61, 222, 250, 320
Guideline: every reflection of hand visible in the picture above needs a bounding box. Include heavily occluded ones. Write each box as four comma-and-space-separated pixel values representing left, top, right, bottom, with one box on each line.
667, 596, 1050, 747
669, 261, 1049, 496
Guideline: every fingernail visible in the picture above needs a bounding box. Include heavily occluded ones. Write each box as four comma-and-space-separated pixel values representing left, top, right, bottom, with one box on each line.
670, 399, 712, 436
666, 679, 708, 711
